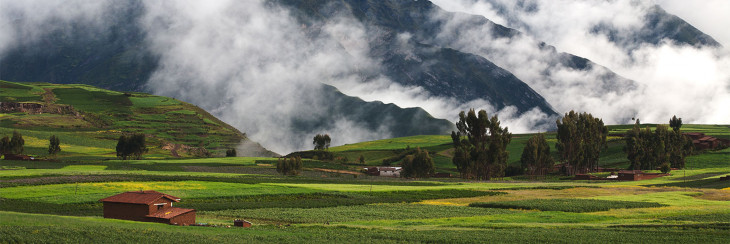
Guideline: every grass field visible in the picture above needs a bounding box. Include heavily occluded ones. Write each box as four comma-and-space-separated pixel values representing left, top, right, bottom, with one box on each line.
2, 80, 730, 242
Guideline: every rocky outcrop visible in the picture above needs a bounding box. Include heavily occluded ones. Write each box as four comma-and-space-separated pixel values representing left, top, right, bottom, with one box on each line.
0, 102, 78, 116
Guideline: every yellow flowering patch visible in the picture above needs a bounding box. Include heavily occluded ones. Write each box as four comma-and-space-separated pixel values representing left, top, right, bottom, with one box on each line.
418, 200, 467, 206
88, 181, 207, 191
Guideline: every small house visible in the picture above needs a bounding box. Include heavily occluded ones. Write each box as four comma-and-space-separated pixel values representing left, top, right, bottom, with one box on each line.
99, 190, 195, 226
363, 167, 402, 177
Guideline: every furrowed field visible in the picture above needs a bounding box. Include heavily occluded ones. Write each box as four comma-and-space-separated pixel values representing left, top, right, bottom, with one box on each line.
2, 81, 730, 243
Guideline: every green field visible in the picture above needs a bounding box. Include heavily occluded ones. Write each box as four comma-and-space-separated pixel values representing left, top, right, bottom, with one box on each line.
2, 81, 730, 242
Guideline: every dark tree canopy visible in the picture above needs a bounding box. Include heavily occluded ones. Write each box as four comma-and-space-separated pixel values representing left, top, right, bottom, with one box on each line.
277, 156, 303, 176
116, 134, 148, 160
669, 115, 682, 132
0, 136, 10, 156
521, 133, 554, 176
451, 109, 512, 180
555, 111, 608, 175
9, 131, 25, 155
226, 148, 237, 157
401, 147, 435, 178
1, 131, 25, 156
48, 135, 61, 155
625, 117, 693, 170
313, 134, 332, 151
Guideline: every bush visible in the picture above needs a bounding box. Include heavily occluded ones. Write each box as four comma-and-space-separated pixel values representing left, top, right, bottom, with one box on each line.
225, 148, 237, 157
660, 163, 671, 174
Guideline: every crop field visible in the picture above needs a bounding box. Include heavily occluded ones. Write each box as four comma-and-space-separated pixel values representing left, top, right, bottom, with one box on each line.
2, 80, 730, 242
2, 146, 729, 243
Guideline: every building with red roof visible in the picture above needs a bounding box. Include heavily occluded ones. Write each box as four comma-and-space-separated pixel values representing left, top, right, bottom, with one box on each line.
99, 190, 196, 226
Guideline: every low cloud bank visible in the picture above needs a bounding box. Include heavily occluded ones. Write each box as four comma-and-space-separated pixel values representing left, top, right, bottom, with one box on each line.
431, 0, 730, 125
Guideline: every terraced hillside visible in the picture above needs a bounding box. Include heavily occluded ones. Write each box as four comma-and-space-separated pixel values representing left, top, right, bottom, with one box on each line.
0, 80, 276, 159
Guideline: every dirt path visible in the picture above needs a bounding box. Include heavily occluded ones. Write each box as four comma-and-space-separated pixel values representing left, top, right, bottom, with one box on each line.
311, 168, 363, 175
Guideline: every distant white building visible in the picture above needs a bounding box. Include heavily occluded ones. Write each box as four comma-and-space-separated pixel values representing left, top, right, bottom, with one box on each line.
364, 167, 402, 177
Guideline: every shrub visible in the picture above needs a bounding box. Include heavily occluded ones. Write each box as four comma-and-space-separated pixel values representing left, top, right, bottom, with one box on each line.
660, 163, 671, 174
225, 148, 237, 157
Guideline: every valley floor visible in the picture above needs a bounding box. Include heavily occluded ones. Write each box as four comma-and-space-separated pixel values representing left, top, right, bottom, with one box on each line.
1, 149, 729, 243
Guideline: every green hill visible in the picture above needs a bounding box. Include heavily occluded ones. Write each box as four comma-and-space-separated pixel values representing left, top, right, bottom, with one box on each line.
0, 80, 277, 159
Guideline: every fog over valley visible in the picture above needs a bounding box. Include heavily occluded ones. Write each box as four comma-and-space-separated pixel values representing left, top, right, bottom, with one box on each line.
1, 0, 727, 154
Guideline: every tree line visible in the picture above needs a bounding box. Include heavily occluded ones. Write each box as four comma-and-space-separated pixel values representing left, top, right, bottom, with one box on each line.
0, 131, 61, 158
447, 109, 696, 180
624, 116, 693, 170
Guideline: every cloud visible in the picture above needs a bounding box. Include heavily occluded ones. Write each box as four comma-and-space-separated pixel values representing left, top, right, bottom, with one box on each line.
656, 0, 730, 47
430, 0, 730, 125
140, 0, 392, 154
0, 0, 116, 54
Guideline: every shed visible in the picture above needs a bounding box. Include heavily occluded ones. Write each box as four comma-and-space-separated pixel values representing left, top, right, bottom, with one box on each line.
99, 190, 196, 226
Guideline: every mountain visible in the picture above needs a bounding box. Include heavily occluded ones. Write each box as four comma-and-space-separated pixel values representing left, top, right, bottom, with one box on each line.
0, 0, 723, 151
0, 80, 277, 157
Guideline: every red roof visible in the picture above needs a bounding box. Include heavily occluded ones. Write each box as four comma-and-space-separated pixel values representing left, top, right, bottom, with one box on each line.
146, 207, 195, 219
99, 190, 181, 205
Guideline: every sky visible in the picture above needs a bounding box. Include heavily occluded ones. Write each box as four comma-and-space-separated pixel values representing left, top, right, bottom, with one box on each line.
0, 0, 728, 153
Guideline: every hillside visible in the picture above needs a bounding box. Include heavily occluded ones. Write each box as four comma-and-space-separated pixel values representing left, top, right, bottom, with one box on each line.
307, 124, 730, 176
0, 80, 277, 158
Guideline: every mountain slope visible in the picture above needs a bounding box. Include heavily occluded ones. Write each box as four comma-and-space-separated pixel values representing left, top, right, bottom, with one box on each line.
0, 80, 277, 158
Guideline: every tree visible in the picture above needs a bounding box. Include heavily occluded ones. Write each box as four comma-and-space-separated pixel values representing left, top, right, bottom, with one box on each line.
555, 111, 607, 175
9, 131, 25, 155
624, 121, 643, 170
313, 134, 332, 150
48, 135, 61, 156
116, 134, 148, 160
521, 133, 554, 176
276, 156, 303, 176
0, 136, 9, 156
451, 109, 512, 180
226, 148, 237, 157
669, 115, 682, 132
401, 147, 435, 178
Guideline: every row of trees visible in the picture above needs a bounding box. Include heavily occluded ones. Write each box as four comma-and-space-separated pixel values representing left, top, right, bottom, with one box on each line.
0, 131, 61, 157
449, 108, 695, 179
625, 116, 693, 170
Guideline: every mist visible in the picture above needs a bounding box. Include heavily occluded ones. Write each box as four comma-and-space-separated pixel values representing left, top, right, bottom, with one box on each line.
430, 0, 730, 125
2, 0, 727, 154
